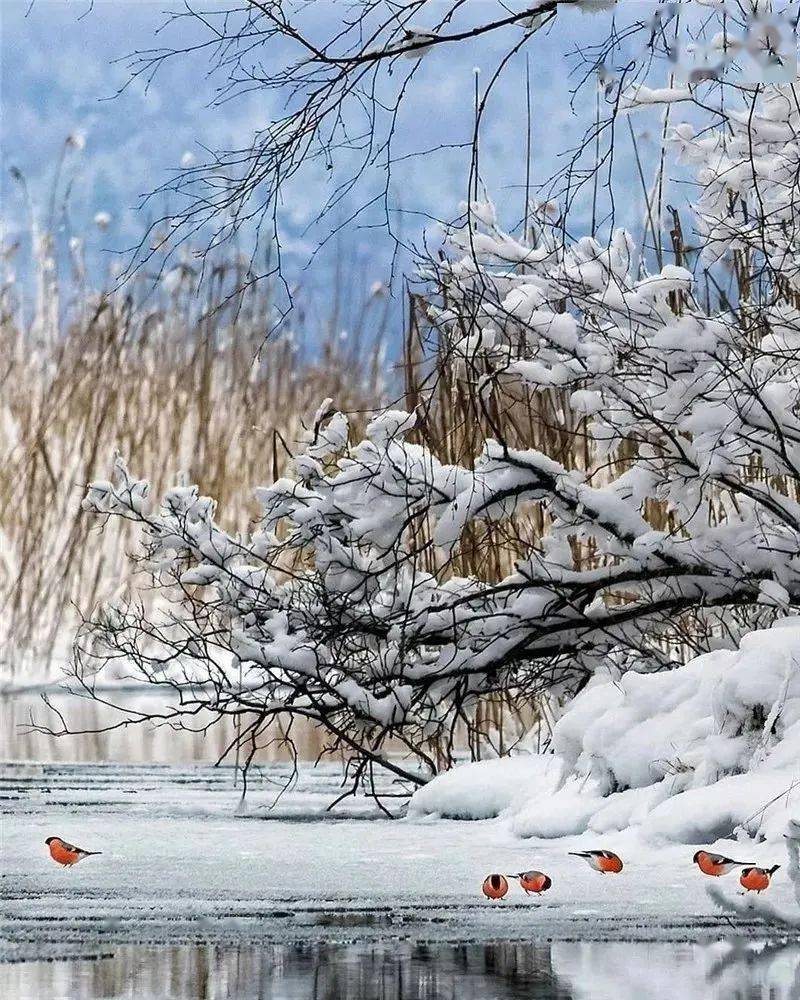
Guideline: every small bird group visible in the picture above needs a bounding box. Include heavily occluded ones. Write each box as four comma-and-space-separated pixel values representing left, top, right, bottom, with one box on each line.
43, 836, 780, 899
693, 850, 780, 894
482, 869, 553, 900
482, 848, 781, 900
482, 849, 622, 900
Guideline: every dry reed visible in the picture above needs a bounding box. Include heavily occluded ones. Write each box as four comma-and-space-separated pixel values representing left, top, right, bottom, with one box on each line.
0, 243, 389, 675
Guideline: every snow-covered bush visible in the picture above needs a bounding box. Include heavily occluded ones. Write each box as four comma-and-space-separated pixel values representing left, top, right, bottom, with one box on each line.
72, 15, 800, 794
555, 621, 800, 796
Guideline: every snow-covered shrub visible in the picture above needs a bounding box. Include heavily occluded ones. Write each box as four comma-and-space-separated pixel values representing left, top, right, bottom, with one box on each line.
73, 26, 800, 792
674, 86, 800, 284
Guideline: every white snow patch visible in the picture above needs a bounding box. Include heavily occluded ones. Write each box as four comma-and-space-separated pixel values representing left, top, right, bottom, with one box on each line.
409, 754, 561, 820
415, 622, 800, 847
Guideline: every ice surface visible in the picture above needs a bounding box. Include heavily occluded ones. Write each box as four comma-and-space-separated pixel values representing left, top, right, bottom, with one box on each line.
2, 759, 797, 963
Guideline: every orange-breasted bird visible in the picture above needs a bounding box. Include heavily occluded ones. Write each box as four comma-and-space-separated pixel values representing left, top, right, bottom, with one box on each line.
568, 850, 623, 874
693, 850, 754, 877
482, 874, 509, 900
45, 836, 102, 867
739, 864, 780, 893
514, 870, 552, 895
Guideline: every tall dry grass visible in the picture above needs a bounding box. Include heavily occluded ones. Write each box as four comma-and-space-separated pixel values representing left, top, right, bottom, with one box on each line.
402, 289, 584, 755
0, 237, 390, 676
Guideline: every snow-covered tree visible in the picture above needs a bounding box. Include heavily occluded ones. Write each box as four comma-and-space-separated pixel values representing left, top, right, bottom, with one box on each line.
68, 8, 800, 791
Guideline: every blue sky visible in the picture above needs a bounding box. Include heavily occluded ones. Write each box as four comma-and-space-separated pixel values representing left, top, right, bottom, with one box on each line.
1, 1, 656, 318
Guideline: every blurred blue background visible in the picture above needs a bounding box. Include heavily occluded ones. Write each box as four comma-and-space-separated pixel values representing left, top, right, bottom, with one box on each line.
1, 1, 655, 318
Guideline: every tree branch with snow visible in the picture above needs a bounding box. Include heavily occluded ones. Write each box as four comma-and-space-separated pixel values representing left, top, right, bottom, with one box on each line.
66, 8, 800, 796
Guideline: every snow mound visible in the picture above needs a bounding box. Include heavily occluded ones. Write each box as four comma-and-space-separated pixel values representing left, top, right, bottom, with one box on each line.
418, 622, 800, 845
514, 620, 800, 843
409, 754, 560, 820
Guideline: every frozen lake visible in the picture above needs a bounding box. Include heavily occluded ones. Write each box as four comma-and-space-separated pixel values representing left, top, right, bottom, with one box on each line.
3, 691, 800, 997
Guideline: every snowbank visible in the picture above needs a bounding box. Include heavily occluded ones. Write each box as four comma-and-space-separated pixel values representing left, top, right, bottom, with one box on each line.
418, 621, 800, 845
521, 620, 800, 843
409, 754, 560, 820
555, 620, 800, 795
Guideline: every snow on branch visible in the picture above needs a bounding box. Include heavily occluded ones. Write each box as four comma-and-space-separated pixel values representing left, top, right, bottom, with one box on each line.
74, 74, 800, 787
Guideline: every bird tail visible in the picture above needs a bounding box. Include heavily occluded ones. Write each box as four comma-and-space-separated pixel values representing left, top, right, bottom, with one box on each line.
567, 852, 588, 857
769, 864, 781, 875
83, 851, 102, 856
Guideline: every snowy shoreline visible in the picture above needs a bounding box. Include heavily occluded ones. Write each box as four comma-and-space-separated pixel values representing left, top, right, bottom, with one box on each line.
7, 614, 800, 965
4, 759, 799, 964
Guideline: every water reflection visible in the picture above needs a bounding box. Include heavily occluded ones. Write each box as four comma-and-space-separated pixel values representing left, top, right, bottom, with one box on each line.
3, 939, 800, 1000
0, 942, 571, 1000
1, 692, 329, 764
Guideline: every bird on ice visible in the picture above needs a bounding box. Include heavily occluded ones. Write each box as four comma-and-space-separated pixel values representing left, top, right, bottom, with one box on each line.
515, 870, 552, 895
693, 850, 754, 877
739, 864, 780, 893
45, 836, 102, 867
568, 850, 623, 873
482, 874, 509, 900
